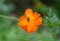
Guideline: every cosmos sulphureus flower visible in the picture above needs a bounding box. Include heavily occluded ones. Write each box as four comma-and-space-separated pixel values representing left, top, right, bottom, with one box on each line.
18, 8, 42, 32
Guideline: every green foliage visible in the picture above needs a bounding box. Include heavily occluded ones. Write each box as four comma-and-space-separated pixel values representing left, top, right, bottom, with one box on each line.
53, 0, 60, 18
0, 0, 60, 41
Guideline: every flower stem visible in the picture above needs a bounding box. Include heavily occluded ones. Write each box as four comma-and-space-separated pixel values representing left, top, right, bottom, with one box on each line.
0, 15, 19, 20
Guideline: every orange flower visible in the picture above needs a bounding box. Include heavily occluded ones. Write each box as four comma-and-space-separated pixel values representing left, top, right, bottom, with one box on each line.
18, 8, 42, 32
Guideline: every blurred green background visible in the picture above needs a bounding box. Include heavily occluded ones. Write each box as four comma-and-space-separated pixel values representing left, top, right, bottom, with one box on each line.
0, 0, 60, 41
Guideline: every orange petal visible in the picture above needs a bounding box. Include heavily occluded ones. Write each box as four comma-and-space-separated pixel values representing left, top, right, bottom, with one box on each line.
34, 12, 41, 16
26, 21, 38, 32
19, 15, 26, 20
18, 15, 28, 27
25, 8, 33, 18
21, 26, 27, 31
35, 17, 42, 25
30, 12, 40, 21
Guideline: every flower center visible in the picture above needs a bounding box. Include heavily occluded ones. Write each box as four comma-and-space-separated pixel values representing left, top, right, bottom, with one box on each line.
27, 18, 30, 21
